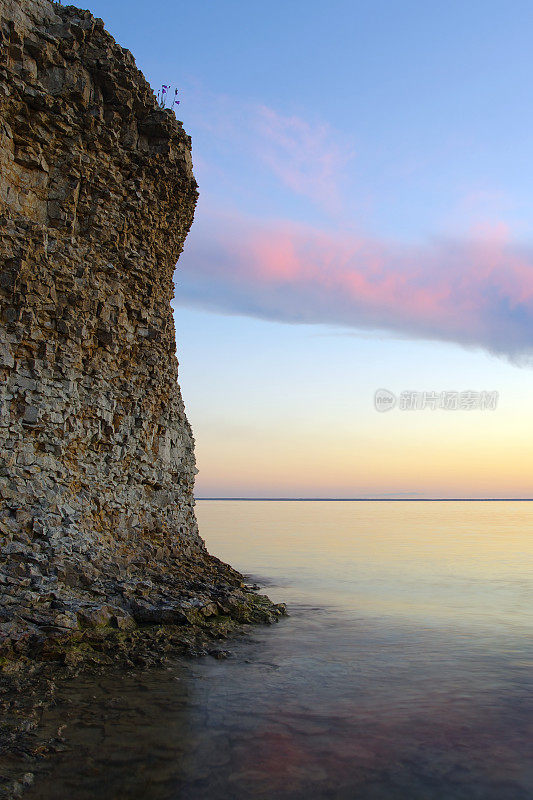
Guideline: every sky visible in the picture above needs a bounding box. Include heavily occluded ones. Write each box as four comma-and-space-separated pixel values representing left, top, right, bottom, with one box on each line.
85, 0, 533, 497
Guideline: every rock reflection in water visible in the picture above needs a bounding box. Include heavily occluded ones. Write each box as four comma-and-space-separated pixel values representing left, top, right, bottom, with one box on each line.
27, 607, 532, 800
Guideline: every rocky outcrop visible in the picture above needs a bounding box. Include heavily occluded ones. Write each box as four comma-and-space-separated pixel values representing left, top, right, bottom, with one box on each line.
0, 0, 284, 660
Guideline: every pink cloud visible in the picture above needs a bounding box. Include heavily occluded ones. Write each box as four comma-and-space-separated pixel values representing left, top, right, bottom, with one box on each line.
175, 210, 533, 360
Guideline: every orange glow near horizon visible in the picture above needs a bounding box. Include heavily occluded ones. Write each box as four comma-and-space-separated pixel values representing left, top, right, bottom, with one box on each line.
193, 415, 533, 498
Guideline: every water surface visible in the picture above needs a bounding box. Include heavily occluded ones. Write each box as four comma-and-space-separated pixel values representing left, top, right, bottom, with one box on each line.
28, 501, 533, 799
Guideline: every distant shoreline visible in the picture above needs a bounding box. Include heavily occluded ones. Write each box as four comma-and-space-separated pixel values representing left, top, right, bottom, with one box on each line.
196, 497, 533, 502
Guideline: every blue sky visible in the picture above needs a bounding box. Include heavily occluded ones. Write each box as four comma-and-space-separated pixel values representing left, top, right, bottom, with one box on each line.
85, 0, 533, 496
87, 0, 533, 238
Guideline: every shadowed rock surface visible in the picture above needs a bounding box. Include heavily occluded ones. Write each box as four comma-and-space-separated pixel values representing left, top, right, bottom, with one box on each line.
0, 0, 284, 663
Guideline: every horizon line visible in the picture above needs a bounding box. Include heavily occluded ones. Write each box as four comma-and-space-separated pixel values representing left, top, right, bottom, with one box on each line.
195, 497, 533, 502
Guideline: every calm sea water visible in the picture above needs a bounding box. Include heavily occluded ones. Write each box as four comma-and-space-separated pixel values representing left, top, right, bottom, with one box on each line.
28, 501, 533, 799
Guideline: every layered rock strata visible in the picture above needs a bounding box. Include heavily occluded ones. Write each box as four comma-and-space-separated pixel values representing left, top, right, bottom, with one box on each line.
0, 0, 283, 660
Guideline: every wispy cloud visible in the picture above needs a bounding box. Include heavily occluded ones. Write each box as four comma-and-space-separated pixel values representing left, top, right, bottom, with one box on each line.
252, 106, 354, 212
176, 210, 533, 361
186, 92, 354, 214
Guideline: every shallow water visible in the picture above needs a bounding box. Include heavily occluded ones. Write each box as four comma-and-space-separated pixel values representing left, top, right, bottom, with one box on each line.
28, 501, 533, 799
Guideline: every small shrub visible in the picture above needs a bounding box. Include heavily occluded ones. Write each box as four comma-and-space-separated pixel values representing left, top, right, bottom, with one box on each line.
156, 85, 180, 110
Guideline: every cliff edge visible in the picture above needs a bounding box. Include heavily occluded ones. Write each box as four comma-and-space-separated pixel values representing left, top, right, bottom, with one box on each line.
0, 0, 283, 662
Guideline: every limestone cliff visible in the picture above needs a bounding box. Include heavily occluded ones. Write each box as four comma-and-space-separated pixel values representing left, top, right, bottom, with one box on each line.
0, 0, 283, 658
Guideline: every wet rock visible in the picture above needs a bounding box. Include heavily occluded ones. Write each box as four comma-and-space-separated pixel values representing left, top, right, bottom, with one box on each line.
53, 612, 79, 630
129, 600, 189, 626
200, 602, 219, 618
209, 648, 231, 660
77, 605, 117, 628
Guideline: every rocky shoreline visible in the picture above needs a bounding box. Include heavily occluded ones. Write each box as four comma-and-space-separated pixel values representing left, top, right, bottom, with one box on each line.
0, 537, 286, 798
0, 539, 286, 664
0, 568, 286, 800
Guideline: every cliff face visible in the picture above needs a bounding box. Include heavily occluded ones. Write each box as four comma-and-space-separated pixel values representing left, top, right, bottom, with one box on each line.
0, 0, 283, 655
